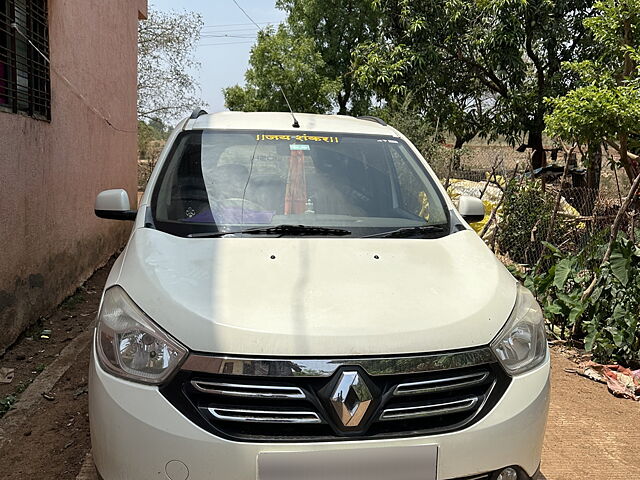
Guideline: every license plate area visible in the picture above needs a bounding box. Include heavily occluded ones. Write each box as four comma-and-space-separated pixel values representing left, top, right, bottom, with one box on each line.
257, 445, 438, 480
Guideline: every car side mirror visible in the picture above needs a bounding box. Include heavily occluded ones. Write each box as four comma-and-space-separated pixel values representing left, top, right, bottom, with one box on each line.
95, 189, 137, 221
458, 195, 485, 223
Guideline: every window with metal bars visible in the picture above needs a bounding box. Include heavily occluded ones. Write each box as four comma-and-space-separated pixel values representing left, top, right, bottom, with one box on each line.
0, 0, 50, 120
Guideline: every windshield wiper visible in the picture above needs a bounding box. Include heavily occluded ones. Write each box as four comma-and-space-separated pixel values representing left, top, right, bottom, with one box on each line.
364, 224, 448, 239
188, 224, 352, 238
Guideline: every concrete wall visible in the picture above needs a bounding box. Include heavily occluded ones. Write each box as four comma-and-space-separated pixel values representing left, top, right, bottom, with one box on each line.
0, 0, 148, 352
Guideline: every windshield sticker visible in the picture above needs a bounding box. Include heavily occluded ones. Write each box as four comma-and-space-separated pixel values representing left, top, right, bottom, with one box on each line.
290, 144, 310, 151
256, 134, 339, 143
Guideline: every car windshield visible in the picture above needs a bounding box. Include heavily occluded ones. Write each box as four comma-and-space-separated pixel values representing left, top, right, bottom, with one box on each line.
151, 130, 449, 237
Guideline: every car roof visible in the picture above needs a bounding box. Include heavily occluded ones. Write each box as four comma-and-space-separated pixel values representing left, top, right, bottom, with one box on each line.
187, 111, 397, 136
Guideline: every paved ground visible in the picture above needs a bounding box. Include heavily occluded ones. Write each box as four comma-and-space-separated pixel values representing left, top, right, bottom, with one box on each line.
0, 260, 638, 479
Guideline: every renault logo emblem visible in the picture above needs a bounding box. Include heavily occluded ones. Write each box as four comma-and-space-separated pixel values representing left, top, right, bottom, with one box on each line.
330, 371, 373, 427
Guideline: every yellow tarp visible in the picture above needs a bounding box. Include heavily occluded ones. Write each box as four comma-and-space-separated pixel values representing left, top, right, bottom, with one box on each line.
446, 177, 581, 241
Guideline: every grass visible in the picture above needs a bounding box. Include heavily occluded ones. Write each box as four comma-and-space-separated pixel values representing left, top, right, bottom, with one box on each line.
61, 290, 85, 309
0, 380, 35, 418
23, 320, 44, 339
0, 393, 17, 417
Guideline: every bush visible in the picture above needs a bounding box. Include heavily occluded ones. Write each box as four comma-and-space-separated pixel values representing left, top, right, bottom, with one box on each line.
520, 234, 640, 367
138, 120, 169, 191
497, 180, 568, 265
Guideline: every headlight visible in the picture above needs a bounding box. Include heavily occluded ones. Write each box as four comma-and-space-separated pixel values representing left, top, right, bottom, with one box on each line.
95, 286, 187, 384
491, 284, 547, 375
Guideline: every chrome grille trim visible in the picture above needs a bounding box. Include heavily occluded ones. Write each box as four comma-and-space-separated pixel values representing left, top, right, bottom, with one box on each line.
182, 348, 495, 377
208, 407, 322, 424
379, 397, 479, 421
191, 381, 306, 399
393, 371, 490, 396
166, 350, 508, 442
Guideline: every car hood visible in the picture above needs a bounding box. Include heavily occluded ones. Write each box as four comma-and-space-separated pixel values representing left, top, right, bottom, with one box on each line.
112, 228, 517, 356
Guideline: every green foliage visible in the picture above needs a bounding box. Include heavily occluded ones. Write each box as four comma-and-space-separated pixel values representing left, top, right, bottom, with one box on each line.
138, 8, 204, 122
60, 291, 85, 309
223, 26, 339, 114
497, 180, 568, 265
355, 0, 594, 151
370, 97, 443, 160
1, 381, 33, 418
223, 85, 261, 113
523, 234, 640, 367
584, 0, 640, 57
277, 0, 381, 115
544, 0, 640, 180
546, 85, 640, 145
138, 118, 169, 159
138, 119, 169, 190
0, 394, 17, 417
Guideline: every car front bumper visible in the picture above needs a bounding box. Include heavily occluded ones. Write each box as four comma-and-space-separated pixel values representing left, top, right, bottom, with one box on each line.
89, 348, 550, 480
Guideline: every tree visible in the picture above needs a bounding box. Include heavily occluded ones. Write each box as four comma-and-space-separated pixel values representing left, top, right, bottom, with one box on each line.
223, 26, 339, 114
138, 118, 169, 160
138, 9, 204, 123
276, 0, 381, 115
355, 0, 594, 164
371, 95, 443, 160
546, 0, 640, 184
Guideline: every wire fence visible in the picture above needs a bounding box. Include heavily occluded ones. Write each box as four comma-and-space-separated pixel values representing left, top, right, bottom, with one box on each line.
436, 145, 631, 269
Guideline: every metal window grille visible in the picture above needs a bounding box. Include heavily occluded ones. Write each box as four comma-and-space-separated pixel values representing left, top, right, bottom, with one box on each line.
0, 0, 50, 120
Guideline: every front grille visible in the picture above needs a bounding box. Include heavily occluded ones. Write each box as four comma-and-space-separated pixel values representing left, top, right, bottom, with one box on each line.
191, 381, 306, 399
161, 351, 510, 442
208, 407, 322, 424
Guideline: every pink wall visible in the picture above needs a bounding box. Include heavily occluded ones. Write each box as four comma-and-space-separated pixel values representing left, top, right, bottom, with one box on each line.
0, 0, 147, 351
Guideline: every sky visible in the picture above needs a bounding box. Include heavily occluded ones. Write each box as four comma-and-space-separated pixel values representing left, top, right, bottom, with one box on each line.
149, 0, 286, 113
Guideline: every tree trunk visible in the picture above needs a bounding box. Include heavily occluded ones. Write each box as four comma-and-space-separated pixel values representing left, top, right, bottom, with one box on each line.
581, 145, 602, 215
619, 134, 640, 183
452, 132, 476, 169
529, 129, 546, 170
586, 147, 602, 191
337, 79, 352, 116
337, 94, 348, 115
451, 137, 463, 170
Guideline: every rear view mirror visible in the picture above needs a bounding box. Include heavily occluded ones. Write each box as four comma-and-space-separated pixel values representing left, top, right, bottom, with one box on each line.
95, 189, 137, 221
458, 195, 485, 223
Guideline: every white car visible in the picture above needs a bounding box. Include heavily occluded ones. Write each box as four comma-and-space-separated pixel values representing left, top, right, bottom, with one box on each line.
90, 111, 549, 480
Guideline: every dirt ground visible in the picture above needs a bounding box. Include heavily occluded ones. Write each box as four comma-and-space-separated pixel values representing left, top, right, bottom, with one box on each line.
0, 261, 110, 479
541, 350, 640, 479
0, 260, 638, 480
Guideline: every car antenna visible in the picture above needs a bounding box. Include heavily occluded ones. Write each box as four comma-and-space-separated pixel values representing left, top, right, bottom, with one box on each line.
280, 87, 300, 129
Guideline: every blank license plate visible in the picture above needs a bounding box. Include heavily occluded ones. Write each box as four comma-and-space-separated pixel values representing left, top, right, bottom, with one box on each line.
257, 445, 438, 480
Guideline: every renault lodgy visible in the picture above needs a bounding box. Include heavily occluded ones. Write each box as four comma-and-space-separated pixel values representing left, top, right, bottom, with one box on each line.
90, 111, 549, 480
